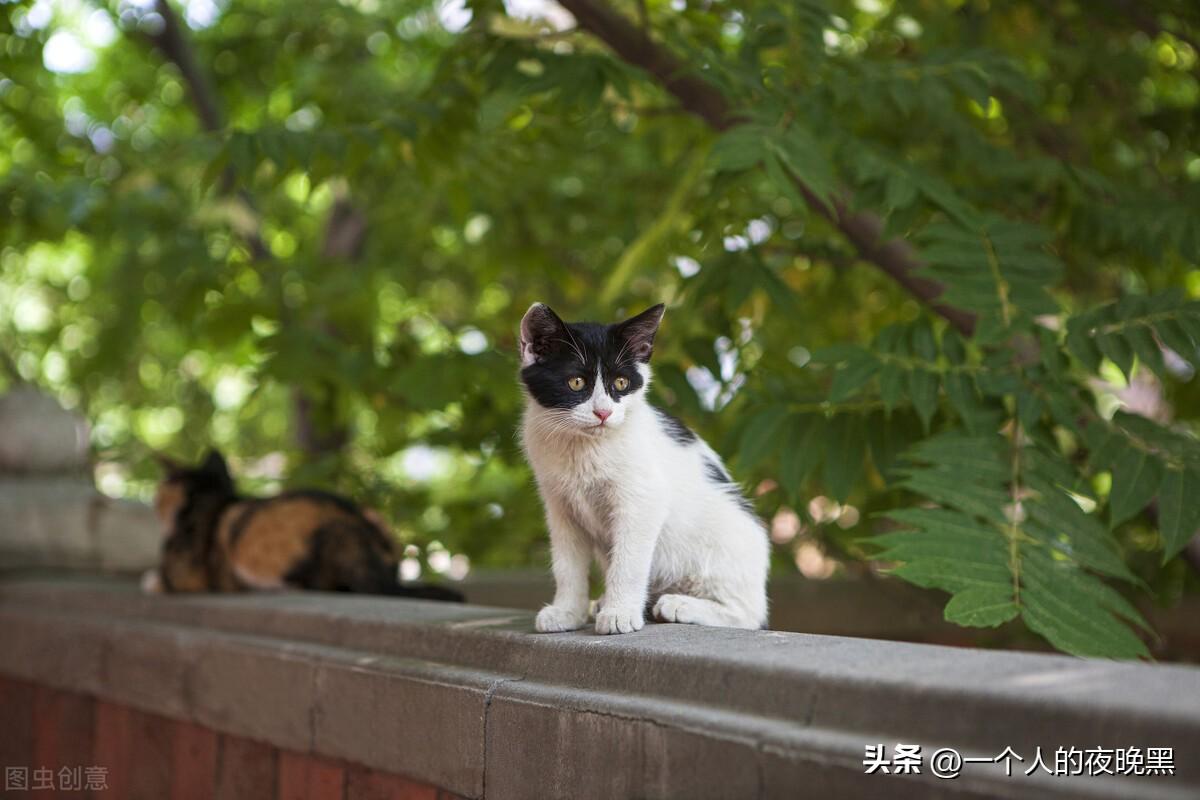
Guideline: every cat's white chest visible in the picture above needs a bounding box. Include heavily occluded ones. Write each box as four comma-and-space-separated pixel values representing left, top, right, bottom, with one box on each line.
522, 419, 624, 535
533, 444, 619, 542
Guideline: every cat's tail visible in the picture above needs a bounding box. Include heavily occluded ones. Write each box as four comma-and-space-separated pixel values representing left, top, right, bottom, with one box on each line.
289, 520, 465, 602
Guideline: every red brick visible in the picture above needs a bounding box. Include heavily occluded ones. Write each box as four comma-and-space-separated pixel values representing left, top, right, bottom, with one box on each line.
309, 758, 345, 800
91, 701, 132, 799
279, 751, 345, 800
31, 686, 94, 799
126, 709, 173, 800
278, 751, 308, 800
171, 720, 218, 800
0, 676, 36, 776
345, 766, 437, 800
215, 735, 277, 800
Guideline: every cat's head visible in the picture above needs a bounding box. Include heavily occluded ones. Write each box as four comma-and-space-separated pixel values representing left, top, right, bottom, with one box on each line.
153, 449, 235, 532
518, 303, 665, 434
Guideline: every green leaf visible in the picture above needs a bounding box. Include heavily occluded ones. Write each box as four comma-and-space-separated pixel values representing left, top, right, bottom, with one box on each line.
1066, 323, 1104, 372
710, 125, 765, 171
943, 372, 980, 431
943, 586, 1019, 627
763, 148, 807, 209
738, 406, 789, 470
1125, 325, 1165, 377
910, 318, 937, 361
770, 124, 838, 208
828, 352, 880, 402
1159, 467, 1200, 562
1158, 319, 1197, 364
866, 412, 919, 480
906, 367, 939, 431
822, 414, 865, 501
1016, 390, 1042, 430
779, 415, 822, 499
1019, 550, 1149, 659
1108, 448, 1163, 528
889, 558, 1012, 594
1064, 292, 1200, 377
883, 433, 1151, 658
1097, 333, 1135, 379
941, 330, 967, 364
917, 218, 1062, 336
878, 363, 905, 413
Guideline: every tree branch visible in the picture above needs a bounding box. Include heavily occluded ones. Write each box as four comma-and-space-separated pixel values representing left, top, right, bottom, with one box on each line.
556, 0, 977, 334
293, 195, 369, 457
139, 0, 357, 457
149, 0, 223, 131
146, 0, 270, 260
557, 0, 733, 131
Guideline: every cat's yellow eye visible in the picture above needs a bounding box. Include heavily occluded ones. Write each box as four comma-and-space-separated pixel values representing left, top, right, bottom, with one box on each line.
567, 376, 586, 391
613, 376, 630, 391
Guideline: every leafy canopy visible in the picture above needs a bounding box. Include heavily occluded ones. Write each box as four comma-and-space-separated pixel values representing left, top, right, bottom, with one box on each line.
2, 0, 1199, 656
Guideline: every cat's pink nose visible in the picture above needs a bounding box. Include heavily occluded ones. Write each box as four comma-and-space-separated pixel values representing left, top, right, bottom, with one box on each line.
593, 409, 612, 423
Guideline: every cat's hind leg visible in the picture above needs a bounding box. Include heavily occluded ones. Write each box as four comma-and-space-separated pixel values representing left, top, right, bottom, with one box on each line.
652, 593, 761, 630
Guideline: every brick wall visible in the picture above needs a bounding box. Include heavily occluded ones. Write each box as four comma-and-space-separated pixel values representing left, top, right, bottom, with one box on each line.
0, 676, 465, 800
5, 576, 1199, 799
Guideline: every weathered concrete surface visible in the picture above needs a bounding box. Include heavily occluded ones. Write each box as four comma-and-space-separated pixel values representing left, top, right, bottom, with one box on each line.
462, 568, 974, 644
452, 570, 1200, 659
0, 573, 1197, 799
0, 387, 159, 573
0, 387, 89, 473
0, 477, 160, 570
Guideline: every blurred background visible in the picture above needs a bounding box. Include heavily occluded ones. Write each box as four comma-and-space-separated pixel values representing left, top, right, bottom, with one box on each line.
2, 0, 1199, 658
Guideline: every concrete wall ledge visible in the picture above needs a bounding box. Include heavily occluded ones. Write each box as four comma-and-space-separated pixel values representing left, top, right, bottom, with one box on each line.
1, 574, 1197, 799
0, 477, 160, 571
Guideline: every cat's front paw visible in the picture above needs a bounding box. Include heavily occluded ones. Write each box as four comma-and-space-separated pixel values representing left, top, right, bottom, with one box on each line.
595, 605, 645, 635
535, 604, 587, 633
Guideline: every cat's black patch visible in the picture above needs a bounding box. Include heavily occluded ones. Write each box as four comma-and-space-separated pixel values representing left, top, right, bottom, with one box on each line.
519, 304, 663, 410
704, 458, 731, 484
159, 450, 240, 591
703, 456, 757, 515
164, 448, 236, 496
656, 407, 697, 445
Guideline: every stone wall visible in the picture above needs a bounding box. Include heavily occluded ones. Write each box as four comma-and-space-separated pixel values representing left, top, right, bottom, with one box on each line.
0, 476, 160, 572
0, 388, 159, 572
1, 574, 1198, 799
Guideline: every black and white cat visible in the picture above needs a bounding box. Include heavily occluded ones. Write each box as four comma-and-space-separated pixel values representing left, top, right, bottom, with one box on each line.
518, 302, 769, 634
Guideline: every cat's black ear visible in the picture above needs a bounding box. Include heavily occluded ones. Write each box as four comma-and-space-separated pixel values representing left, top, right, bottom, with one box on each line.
614, 304, 665, 362
519, 303, 568, 367
200, 449, 232, 483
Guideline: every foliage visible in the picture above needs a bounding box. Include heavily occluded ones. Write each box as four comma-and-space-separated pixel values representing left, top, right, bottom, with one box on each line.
2, 0, 1199, 656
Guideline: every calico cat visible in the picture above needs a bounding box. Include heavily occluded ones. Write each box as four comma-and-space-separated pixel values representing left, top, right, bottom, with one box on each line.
142, 450, 463, 602
518, 303, 769, 634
